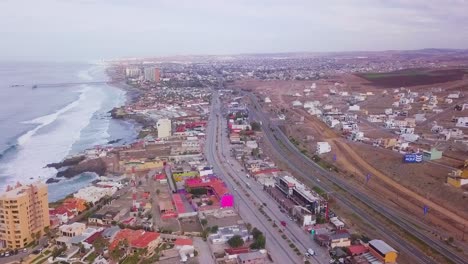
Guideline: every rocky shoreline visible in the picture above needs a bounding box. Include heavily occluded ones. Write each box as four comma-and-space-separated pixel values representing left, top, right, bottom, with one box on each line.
44, 69, 142, 184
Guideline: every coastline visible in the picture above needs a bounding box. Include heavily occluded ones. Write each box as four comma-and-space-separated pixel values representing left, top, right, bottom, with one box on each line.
45, 65, 144, 201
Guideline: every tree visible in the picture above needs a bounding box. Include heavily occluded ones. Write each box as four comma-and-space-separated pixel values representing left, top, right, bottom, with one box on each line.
156, 189, 160, 196
227, 235, 244, 248
251, 148, 260, 157
251, 228, 262, 240
250, 234, 266, 249
200, 219, 208, 226
92, 236, 108, 253
250, 122, 261, 131
210, 225, 219, 233
79, 243, 85, 253
206, 200, 214, 206
245, 223, 252, 235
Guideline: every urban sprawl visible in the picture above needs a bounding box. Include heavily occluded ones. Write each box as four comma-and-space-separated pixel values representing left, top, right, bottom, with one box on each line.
1, 50, 468, 264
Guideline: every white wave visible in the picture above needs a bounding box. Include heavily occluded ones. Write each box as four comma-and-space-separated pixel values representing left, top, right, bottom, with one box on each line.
0, 84, 104, 186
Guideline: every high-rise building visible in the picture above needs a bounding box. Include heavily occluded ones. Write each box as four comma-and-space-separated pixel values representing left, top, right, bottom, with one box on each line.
154, 68, 161, 83
0, 183, 50, 249
144, 67, 161, 83
125, 67, 141, 78
156, 119, 172, 139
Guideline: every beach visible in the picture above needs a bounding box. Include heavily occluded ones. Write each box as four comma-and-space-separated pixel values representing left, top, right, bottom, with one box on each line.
0, 62, 138, 201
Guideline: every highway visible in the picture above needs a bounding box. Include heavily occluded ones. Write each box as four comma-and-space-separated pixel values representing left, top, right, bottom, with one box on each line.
205, 91, 304, 264
212, 92, 333, 263
247, 92, 468, 264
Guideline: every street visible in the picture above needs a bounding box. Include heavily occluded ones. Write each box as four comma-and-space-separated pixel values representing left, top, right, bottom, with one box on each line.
205, 91, 326, 264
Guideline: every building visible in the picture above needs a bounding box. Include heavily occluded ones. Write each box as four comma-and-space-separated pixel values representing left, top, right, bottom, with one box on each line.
237, 251, 266, 264
208, 225, 252, 245
144, 67, 161, 83
275, 175, 324, 214
316, 142, 331, 154
368, 239, 398, 263
125, 67, 141, 78
59, 222, 86, 237
157, 119, 172, 139
109, 229, 161, 254
329, 231, 351, 248
74, 186, 117, 204
456, 117, 468, 128
422, 148, 443, 161
0, 183, 50, 249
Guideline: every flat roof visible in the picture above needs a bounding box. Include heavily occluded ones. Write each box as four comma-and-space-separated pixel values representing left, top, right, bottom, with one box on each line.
369, 239, 397, 254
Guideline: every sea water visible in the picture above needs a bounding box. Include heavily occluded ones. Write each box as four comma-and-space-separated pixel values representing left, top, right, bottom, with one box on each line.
0, 61, 138, 201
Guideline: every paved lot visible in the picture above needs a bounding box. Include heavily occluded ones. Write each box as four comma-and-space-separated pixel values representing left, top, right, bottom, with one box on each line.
193, 237, 215, 264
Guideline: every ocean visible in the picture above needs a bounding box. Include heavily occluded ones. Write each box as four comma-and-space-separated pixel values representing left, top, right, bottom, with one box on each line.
0, 61, 138, 201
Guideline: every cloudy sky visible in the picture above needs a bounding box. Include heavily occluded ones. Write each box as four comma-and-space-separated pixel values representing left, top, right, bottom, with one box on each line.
1, 0, 467, 60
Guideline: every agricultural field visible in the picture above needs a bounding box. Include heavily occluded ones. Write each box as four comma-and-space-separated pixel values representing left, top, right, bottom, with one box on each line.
357, 68, 468, 87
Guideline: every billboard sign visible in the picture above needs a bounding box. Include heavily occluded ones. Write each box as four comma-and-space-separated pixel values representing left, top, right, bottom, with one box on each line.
403, 153, 423, 163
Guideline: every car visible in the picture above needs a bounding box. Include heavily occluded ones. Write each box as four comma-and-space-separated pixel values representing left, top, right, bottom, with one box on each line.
32, 249, 41, 255
4, 252, 9, 257
307, 248, 315, 256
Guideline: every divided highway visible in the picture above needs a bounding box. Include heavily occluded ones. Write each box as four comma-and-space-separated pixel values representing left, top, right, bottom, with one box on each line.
205, 91, 303, 264
247, 93, 467, 264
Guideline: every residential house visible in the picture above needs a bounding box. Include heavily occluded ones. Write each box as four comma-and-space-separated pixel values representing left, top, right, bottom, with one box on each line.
329, 231, 351, 248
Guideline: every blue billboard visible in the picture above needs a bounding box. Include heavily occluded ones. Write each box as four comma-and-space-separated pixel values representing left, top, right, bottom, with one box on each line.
403, 153, 423, 163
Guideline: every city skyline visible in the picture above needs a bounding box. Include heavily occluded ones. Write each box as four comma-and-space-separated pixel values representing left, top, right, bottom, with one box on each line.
1, 0, 468, 61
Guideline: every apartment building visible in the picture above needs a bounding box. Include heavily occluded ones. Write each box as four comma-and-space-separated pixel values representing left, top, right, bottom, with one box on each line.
0, 183, 50, 249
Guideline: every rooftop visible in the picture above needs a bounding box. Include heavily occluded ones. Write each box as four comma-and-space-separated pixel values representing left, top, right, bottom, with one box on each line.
369, 239, 397, 254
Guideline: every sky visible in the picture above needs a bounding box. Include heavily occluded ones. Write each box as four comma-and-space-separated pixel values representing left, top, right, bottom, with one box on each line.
1, 0, 467, 61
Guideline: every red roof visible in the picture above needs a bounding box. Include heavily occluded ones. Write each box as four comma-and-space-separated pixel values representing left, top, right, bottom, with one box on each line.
84, 231, 103, 244
110, 229, 160, 250
49, 207, 74, 217
348, 245, 369, 255
174, 238, 193, 246
132, 232, 160, 248
172, 194, 186, 214
154, 173, 166, 180
225, 247, 250, 255
185, 177, 229, 199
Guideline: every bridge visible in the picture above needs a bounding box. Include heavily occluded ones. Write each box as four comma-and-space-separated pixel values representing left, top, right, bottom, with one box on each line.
32, 81, 109, 88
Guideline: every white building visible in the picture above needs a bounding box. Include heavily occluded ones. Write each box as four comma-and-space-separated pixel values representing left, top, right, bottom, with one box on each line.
348, 105, 360, 111
74, 186, 116, 204
456, 117, 468, 128
316, 142, 331, 154
292, 100, 303, 107
264, 97, 271, 103
157, 119, 172, 138
125, 67, 141, 78
208, 225, 252, 245
447, 92, 461, 99
245, 140, 258, 149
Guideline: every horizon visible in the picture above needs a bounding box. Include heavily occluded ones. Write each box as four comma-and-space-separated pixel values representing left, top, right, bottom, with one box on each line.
3, 47, 468, 64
